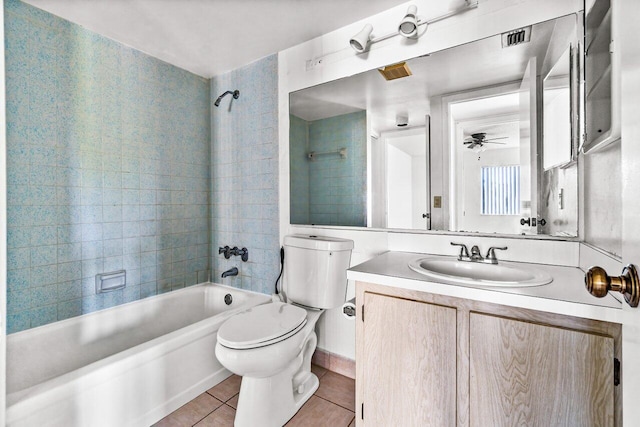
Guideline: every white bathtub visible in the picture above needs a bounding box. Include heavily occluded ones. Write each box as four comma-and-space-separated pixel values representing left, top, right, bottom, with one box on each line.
6, 283, 270, 427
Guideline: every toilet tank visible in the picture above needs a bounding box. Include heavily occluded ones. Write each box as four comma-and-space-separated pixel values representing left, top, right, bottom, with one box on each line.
283, 235, 354, 309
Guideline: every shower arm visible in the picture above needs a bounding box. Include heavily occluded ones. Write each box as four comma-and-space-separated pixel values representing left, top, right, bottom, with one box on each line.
214, 89, 240, 106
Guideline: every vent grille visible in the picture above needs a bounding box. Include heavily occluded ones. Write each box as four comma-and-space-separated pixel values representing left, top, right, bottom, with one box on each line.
502, 26, 532, 48
378, 62, 412, 81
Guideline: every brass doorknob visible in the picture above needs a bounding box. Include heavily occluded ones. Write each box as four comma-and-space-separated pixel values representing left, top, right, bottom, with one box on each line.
585, 264, 639, 307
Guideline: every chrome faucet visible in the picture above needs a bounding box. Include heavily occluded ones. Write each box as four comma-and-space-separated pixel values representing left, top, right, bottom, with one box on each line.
221, 267, 238, 278
451, 243, 471, 261
450, 243, 508, 264
470, 245, 484, 261
484, 246, 508, 264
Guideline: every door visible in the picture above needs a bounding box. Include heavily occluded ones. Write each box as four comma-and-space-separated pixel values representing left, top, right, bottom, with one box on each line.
383, 126, 430, 230
619, 1, 640, 423
518, 57, 539, 234
361, 292, 456, 426
469, 313, 614, 426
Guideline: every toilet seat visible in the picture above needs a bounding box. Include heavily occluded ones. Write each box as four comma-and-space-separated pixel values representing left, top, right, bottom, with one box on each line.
218, 302, 308, 350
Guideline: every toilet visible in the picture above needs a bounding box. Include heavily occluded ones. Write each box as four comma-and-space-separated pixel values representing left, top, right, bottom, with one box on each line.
215, 234, 354, 427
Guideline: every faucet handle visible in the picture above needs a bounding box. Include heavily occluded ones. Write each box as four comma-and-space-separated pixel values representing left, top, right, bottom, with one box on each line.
451, 242, 470, 260
485, 246, 508, 264
218, 246, 231, 259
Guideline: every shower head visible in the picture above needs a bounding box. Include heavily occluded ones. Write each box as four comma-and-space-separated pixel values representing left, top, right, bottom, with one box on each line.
214, 89, 240, 107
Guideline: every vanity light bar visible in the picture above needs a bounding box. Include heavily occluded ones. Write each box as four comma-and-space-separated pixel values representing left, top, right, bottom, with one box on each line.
360, 0, 479, 51
307, 1, 478, 70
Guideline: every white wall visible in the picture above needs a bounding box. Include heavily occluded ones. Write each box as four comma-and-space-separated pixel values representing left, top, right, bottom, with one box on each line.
370, 135, 386, 228
278, 0, 583, 360
543, 87, 572, 169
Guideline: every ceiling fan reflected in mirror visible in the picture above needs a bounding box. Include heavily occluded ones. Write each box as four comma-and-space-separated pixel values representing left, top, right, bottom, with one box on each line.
463, 132, 508, 149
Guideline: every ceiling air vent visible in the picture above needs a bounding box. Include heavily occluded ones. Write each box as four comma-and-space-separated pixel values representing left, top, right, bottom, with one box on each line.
502, 26, 532, 48
378, 62, 412, 81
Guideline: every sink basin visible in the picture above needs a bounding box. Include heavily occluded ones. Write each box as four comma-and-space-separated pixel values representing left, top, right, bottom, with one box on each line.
408, 257, 553, 287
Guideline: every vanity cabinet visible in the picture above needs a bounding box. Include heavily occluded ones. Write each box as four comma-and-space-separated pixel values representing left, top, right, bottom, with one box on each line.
355, 282, 621, 427
361, 292, 457, 425
469, 313, 614, 426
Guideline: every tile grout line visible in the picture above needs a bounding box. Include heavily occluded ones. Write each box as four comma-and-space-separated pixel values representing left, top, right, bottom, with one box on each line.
312, 393, 356, 414
189, 401, 223, 427
225, 392, 238, 403
179, 394, 226, 427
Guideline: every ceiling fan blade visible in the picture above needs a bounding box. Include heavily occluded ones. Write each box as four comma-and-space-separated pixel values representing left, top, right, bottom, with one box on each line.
466, 142, 478, 149
483, 136, 509, 142
484, 141, 506, 145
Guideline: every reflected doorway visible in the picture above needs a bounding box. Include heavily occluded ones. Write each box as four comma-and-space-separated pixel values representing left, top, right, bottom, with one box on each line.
375, 123, 431, 230
449, 88, 534, 235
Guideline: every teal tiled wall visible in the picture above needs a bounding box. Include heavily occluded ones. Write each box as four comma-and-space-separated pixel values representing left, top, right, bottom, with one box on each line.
210, 55, 280, 295
289, 111, 367, 227
5, 0, 211, 333
289, 114, 310, 224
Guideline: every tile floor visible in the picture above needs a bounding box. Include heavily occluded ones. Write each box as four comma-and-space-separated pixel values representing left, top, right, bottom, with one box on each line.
153, 365, 356, 427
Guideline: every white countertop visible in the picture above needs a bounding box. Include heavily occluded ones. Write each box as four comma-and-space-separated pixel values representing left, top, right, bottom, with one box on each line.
347, 251, 623, 324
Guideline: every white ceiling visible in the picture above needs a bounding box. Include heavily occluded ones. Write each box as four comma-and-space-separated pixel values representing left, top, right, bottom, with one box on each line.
22, 0, 408, 78
451, 93, 521, 150
387, 131, 427, 157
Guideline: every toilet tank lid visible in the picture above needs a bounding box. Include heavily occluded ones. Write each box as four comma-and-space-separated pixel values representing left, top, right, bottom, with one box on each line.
284, 235, 354, 251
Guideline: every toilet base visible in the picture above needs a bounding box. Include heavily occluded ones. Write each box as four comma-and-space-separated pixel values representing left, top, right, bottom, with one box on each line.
233, 367, 319, 427
233, 330, 320, 427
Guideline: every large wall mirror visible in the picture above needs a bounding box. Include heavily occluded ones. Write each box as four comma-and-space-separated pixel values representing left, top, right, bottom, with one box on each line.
289, 13, 582, 238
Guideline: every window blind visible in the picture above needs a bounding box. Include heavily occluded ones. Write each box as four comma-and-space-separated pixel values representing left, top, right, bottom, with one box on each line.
481, 165, 520, 215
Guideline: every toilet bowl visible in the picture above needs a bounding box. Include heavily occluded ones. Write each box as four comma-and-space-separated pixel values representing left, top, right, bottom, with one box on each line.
215, 235, 354, 427
215, 302, 323, 427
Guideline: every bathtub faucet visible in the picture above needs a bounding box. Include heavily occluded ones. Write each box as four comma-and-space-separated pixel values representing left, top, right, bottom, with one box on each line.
230, 246, 249, 262
221, 267, 238, 278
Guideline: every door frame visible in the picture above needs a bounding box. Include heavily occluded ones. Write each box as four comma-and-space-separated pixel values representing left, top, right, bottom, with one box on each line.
618, 0, 640, 423
0, 0, 8, 423
441, 82, 522, 231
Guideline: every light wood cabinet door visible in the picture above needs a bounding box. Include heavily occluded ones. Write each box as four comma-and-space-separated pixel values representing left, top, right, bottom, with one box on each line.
469, 313, 614, 427
361, 292, 457, 426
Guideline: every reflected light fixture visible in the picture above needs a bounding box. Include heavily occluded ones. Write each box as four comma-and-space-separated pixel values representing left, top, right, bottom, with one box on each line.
396, 113, 409, 127
398, 5, 419, 38
350, 24, 373, 53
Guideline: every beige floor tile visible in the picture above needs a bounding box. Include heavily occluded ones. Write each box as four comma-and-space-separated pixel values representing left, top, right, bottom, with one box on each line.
348, 416, 356, 427
207, 375, 242, 402
314, 371, 355, 411
226, 393, 239, 409
153, 393, 223, 427
194, 404, 236, 427
286, 395, 354, 427
311, 364, 328, 379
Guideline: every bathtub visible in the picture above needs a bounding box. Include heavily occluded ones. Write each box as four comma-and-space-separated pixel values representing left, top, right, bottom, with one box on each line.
6, 283, 270, 427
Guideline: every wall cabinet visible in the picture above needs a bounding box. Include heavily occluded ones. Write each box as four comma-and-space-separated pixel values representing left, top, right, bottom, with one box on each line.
355, 282, 621, 427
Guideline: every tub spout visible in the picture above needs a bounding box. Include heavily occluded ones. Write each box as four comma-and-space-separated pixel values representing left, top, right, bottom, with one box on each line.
222, 267, 238, 278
